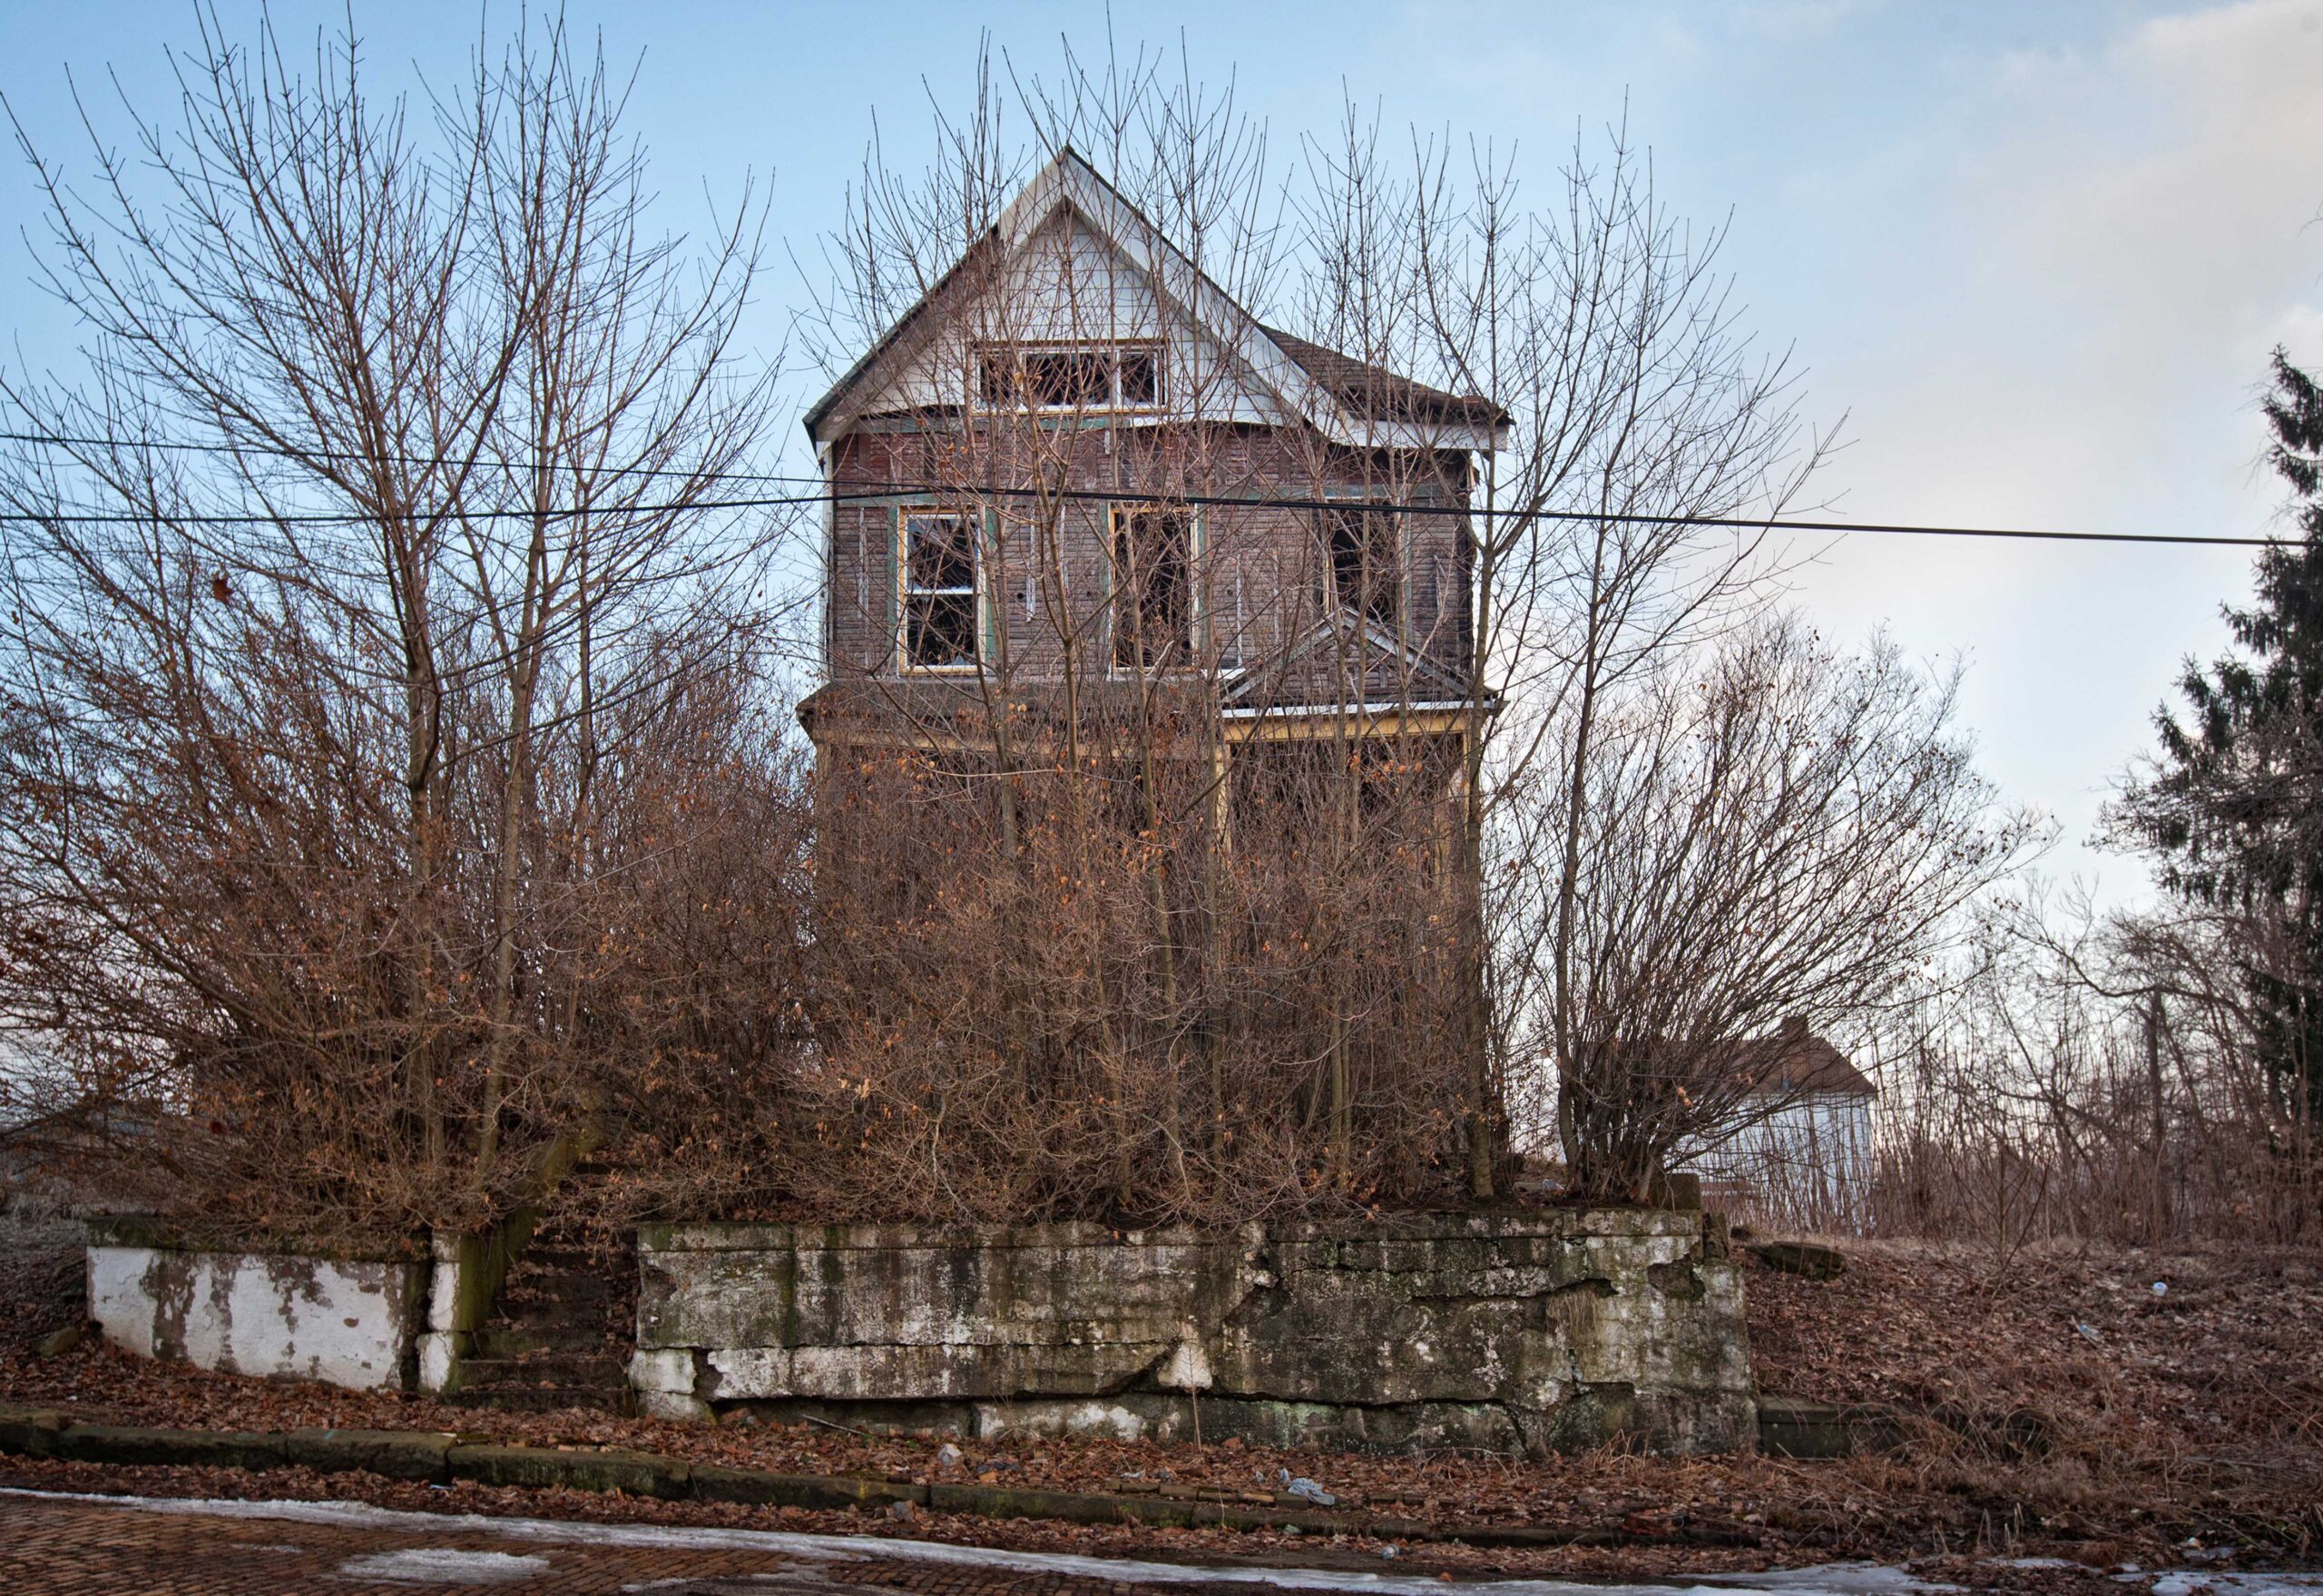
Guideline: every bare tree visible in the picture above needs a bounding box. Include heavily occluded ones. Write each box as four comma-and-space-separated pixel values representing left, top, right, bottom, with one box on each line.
0, 7, 803, 1233
1485, 616, 2033, 1202
791, 42, 1499, 1223
1281, 113, 1864, 1196
790, 42, 2012, 1214
0, 19, 2038, 1232
1867, 885, 2319, 1248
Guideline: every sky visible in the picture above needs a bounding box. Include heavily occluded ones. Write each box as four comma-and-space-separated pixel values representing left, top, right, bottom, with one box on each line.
3, 0, 2320, 906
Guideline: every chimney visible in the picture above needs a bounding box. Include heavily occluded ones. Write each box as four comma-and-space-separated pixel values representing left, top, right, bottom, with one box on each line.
1779, 1015, 1808, 1042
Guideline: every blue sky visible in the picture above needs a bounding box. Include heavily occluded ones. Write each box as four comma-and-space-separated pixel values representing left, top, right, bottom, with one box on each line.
5, 0, 2321, 903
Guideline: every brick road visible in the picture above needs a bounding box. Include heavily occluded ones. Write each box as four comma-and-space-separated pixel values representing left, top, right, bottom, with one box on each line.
0, 1489, 1244, 1595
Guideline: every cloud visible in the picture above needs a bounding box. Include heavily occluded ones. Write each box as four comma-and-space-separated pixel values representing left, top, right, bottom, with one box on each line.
1790, 0, 2323, 899
1732, 0, 1862, 44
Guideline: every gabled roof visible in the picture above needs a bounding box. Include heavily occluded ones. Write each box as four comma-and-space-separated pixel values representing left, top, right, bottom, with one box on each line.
1261, 326, 1508, 429
803, 148, 1508, 453
800, 230, 1001, 443
1222, 611, 1483, 716
1730, 1028, 1876, 1098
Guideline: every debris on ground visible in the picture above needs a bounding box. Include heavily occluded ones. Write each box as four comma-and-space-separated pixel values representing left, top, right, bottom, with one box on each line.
1280, 1472, 1336, 1507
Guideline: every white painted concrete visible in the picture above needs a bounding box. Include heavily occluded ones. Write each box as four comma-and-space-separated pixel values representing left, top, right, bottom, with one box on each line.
86, 1240, 425, 1391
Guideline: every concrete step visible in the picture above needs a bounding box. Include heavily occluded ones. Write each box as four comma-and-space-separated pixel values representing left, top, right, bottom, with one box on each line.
468, 1324, 608, 1359
446, 1384, 631, 1415
451, 1205, 636, 1418
496, 1273, 612, 1306
456, 1353, 630, 1391
513, 1246, 610, 1273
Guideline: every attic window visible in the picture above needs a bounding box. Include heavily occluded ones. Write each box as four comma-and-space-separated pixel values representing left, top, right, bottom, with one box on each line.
1117, 347, 1160, 404
900, 509, 980, 671
978, 343, 1164, 410
1321, 504, 1399, 626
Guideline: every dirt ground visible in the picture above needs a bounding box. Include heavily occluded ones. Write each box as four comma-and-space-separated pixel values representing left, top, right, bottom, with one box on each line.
2, 1216, 2318, 1584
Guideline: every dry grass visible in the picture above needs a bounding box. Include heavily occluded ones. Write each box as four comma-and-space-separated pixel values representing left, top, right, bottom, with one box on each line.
1746, 1234, 2323, 1555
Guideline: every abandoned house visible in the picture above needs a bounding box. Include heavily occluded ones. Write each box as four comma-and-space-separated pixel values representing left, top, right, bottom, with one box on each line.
795, 149, 1508, 833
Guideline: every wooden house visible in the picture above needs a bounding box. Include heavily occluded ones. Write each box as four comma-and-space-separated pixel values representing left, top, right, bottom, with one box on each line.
796, 149, 1507, 822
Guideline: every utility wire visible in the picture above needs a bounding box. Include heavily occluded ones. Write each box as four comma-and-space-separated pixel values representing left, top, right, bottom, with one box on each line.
0, 426, 2291, 547
0, 429, 816, 490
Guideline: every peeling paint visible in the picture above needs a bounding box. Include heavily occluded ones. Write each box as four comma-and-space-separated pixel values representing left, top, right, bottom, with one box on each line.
89, 1242, 426, 1392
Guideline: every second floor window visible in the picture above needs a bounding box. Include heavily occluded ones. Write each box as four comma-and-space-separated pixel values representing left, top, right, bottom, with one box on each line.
978, 342, 1164, 410
901, 509, 979, 670
1112, 505, 1192, 670
1322, 504, 1399, 626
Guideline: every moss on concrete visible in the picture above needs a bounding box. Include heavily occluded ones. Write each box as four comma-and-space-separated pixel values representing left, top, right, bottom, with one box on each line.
636, 1209, 1755, 1456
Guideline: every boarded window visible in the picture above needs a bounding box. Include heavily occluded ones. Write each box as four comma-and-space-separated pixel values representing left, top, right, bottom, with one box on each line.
1112, 506, 1192, 670
1322, 504, 1398, 625
901, 510, 979, 669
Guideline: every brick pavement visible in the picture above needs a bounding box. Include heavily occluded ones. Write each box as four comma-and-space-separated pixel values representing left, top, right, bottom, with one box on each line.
0, 1489, 1307, 1596
0, 1489, 816, 1592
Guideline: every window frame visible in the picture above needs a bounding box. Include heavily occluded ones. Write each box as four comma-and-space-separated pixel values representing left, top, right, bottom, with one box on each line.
1319, 499, 1403, 629
1107, 502, 1200, 674
895, 505, 985, 674
974, 340, 1168, 414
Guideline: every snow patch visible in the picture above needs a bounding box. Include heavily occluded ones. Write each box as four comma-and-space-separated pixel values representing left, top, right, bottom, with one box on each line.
336, 1548, 552, 1583
2143, 1576, 2323, 1596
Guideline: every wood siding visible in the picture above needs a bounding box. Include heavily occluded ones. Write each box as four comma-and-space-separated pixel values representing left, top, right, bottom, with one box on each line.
822, 424, 1475, 698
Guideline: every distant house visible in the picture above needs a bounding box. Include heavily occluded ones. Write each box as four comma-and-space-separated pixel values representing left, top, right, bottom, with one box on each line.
1678, 1020, 1877, 1233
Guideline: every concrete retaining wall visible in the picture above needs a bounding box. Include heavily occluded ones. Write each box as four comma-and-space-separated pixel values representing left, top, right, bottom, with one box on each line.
84, 1219, 427, 1392
632, 1209, 1754, 1455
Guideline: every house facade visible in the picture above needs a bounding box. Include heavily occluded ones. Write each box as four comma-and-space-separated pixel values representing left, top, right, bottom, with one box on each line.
796, 150, 1507, 808
1678, 1024, 1878, 1234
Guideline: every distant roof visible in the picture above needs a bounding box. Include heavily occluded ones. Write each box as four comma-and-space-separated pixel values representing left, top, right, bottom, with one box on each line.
1730, 1028, 1876, 1097
1260, 326, 1509, 428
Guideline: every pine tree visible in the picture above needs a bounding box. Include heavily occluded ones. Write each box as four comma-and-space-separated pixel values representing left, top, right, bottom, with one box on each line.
2120, 348, 2323, 1119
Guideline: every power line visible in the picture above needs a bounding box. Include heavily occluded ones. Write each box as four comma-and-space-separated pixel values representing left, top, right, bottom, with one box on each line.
0, 426, 2291, 547
818, 479, 2292, 549
0, 429, 821, 491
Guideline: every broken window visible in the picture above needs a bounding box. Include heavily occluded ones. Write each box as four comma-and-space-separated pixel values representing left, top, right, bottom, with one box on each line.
977, 343, 1165, 410
900, 509, 979, 670
1321, 504, 1399, 626
1112, 505, 1192, 670
1116, 346, 1161, 405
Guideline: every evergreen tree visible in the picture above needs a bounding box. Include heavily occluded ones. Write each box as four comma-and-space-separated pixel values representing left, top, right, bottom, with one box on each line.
2119, 348, 2323, 1119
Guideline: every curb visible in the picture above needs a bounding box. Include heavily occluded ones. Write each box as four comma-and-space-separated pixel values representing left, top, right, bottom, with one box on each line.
0, 1407, 1761, 1548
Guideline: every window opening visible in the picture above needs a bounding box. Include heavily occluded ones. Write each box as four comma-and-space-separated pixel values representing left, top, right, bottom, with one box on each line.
1322, 504, 1399, 626
1117, 346, 1160, 405
901, 509, 979, 669
1112, 506, 1192, 670
977, 343, 1165, 410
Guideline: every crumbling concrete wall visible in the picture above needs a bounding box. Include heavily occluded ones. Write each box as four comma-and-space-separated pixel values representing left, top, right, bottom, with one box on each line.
84, 1219, 426, 1392
632, 1209, 1753, 1455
